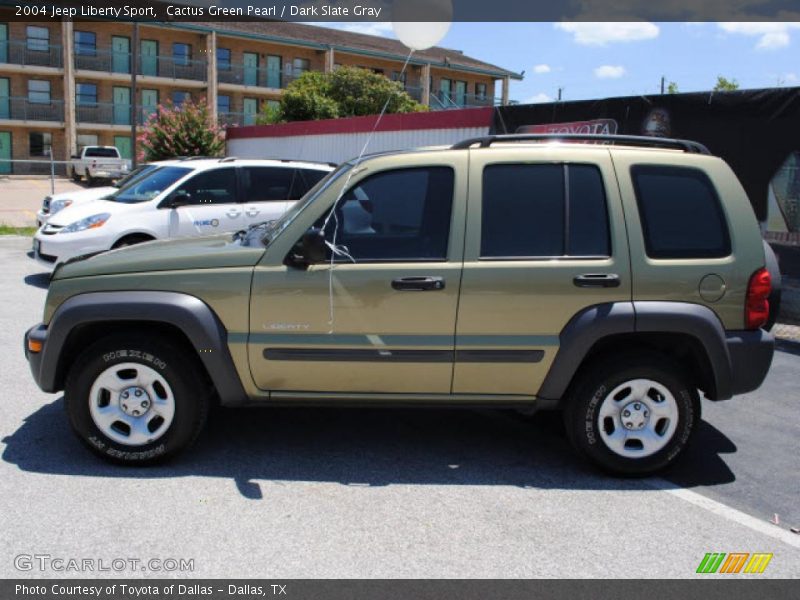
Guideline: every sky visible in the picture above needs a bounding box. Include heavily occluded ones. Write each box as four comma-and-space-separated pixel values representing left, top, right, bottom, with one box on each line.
317, 22, 800, 103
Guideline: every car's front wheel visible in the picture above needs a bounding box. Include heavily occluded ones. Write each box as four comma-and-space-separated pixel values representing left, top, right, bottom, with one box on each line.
64, 335, 210, 464
563, 353, 699, 476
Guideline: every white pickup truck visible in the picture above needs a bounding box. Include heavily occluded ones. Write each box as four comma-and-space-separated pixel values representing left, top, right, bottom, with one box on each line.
69, 146, 130, 185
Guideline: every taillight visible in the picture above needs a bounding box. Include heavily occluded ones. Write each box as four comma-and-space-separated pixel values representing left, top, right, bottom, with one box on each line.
745, 268, 771, 330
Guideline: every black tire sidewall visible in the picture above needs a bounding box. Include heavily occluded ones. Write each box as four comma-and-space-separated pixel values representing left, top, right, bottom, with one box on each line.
566, 358, 698, 476
65, 336, 207, 464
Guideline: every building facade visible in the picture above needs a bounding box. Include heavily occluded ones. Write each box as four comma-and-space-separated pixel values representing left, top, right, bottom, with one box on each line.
0, 15, 522, 174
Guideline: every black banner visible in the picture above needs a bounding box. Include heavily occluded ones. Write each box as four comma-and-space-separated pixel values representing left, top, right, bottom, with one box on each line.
494, 87, 800, 220
2, 0, 800, 22
3, 579, 799, 600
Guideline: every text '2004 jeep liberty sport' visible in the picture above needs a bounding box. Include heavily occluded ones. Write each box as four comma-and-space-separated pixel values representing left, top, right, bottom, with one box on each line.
25, 134, 777, 475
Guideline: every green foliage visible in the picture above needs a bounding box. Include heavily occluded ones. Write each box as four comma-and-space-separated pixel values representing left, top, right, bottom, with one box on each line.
138, 97, 225, 162
255, 102, 283, 126
713, 76, 740, 92
666, 81, 679, 94
263, 66, 426, 123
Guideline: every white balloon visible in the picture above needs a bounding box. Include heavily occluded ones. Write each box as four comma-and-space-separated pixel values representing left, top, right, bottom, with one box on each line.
391, 0, 453, 51
392, 21, 452, 51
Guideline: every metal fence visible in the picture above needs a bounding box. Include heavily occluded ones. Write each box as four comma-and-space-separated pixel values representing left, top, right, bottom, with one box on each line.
0, 156, 70, 193
0, 97, 64, 122
0, 40, 63, 68
74, 49, 207, 81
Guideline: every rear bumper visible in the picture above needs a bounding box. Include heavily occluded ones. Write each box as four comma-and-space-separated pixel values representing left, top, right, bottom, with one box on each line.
25, 324, 50, 392
726, 329, 774, 397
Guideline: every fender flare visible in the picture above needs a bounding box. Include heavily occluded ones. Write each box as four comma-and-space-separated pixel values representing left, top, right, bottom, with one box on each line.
537, 301, 733, 401
37, 291, 246, 406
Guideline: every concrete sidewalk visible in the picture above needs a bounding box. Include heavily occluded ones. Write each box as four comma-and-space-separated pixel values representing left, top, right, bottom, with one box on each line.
0, 177, 85, 227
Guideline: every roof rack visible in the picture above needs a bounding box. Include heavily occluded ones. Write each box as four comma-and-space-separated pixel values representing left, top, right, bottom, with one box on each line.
219, 156, 237, 162
178, 156, 216, 161
451, 134, 711, 155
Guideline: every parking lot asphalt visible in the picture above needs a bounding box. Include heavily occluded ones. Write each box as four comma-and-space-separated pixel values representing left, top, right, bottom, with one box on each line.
0, 178, 85, 227
1, 236, 798, 578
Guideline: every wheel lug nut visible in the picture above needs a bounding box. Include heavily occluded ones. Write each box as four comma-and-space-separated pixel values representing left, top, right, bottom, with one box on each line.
135, 390, 142, 397
122, 392, 129, 399
623, 410, 630, 417
634, 403, 641, 410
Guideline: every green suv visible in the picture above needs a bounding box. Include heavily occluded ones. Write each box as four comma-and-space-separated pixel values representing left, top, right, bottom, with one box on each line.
25, 134, 777, 475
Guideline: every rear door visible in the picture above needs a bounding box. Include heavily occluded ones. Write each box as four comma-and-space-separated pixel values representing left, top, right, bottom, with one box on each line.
167, 167, 243, 237
453, 147, 632, 396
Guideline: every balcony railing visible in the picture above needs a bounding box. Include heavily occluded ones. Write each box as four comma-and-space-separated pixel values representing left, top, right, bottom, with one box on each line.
0, 97, 64, 121
74, 50, 207, 82
0, 40, 63, 68
76, 102, 134, 125
429, 91, 499, 110
218, 65, 302, 89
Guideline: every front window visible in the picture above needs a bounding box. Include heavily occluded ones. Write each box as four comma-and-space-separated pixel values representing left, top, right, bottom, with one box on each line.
173, 43, 191, 66
26, 26, 49, 52
29, 132, 52, 157
172, 168, 238, 205
106, 166, 191, 204
28, 80, 51, 104
76, 83, 97, 106
292, 58, 310, 76
216, 48, 231, 70
74, 31, 97, 56
172, 91, 189, 107
476, 83, 487, 100
217, 95, 231, 114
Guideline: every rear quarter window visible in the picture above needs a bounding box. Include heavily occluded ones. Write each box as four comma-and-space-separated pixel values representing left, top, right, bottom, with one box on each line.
631, 165, 731, 259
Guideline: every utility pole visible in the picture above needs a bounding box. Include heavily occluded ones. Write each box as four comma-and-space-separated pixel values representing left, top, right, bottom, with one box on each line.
557, 87, 562, 101
660, 76, 665, 94
130, 23, 139, 168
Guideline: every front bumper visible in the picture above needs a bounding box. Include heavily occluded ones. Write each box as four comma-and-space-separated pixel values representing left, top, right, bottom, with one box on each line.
25, 324, 50, 392
726, 329, 774, 396
32, 230, 111, 267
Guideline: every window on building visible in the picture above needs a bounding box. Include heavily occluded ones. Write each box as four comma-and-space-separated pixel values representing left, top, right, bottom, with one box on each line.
320, 167, 455, 262
26, 26, 49, 52
74, 31, 97, 56
632, 165, 731, 259
173, 43, 192, 66
29, 132, 52, 157
76, 134, 99, 151
266, 99, 280, 110
216, 47, 231, 70
28, 80, 51, 104
76, 83, 98, 106
391, 71, 407, 85
292, 58, 310, 76
172, 91, 190, 107
481, 163, 610, 259
475, 83, 488, 100
217, 95, 231, 114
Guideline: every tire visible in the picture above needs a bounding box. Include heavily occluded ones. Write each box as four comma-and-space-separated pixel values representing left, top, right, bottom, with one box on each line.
64, 334, 210, 465
563, 353, 700, 476
86, 175, 95, 186
71, 168, 81, 182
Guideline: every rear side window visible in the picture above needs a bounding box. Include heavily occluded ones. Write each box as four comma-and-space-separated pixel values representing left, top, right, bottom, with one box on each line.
293, 168, 329, 197
632, 165, 730, 259
84, 147, 119, 158
481, 163, 610, 258
241, 167, 295, 202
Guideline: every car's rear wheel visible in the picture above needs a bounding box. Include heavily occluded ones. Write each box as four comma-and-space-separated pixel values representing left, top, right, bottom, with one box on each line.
64, 335, 210, 465
563, 353, 699, 476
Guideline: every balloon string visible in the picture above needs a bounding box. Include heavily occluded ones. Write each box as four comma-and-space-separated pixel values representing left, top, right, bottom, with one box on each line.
324, 49, 415, 333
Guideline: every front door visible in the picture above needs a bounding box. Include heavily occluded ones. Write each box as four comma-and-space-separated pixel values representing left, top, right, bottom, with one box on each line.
454, 81, 467, 106
248, 158, 467, 394
439, 78, 452, 105
140, 40, 158, 77
0, 131, 11, 174
141, 89, 158, 122
242, 97, 258, 126
266, 55, 281, 88
113, 86, 131, 125
111, 36, 130, 74
166, 167, 244, 238
0, 24, 8, 64
244, 52, 260, 86
453, 148, 632, 395
0, 77, 9, 119
114, 135, 131, 159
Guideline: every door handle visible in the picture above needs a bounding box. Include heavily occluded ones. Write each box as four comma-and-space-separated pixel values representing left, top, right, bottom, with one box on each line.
391, 276, 446, 291
226, 209, 241, 218
246, 208, 260, 217
573, 273, 621, 288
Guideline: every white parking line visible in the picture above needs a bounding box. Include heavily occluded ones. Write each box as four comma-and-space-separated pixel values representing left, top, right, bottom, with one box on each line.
649, 478, 800, 548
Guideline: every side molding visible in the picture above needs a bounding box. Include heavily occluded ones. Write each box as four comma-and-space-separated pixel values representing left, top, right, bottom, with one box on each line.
38, 291, 247, 406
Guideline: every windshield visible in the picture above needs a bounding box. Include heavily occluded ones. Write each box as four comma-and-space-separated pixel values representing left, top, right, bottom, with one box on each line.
257, 162, 352, 246
105, 166, 192, 204
112, 164, 158, 189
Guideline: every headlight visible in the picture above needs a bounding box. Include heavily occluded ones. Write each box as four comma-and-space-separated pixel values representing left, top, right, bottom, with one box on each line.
50, 199, 73, 214
59, 213, 111, 234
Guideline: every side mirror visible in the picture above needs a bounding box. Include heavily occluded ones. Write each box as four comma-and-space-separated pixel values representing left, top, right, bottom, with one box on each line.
167, 192, 191, 208
301, 228, 328, 264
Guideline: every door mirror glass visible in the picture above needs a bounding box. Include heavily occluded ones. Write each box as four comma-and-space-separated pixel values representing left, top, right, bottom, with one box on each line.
168, 192, 191, 208
286, 227, 327, 267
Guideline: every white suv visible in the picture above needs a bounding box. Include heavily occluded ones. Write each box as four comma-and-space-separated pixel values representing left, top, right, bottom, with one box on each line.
32, 158, 333, 266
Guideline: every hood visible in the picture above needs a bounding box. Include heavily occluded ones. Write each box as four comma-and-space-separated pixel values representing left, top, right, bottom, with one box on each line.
48, 186, 116, 203
54, 234, 265, 279
47, 197, 139, 227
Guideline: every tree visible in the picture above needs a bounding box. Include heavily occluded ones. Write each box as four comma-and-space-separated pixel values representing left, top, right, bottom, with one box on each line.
259, 66, 426, 123
713, 76, 740, 92
666, 81, 679, 94
138, 97, 224, 162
